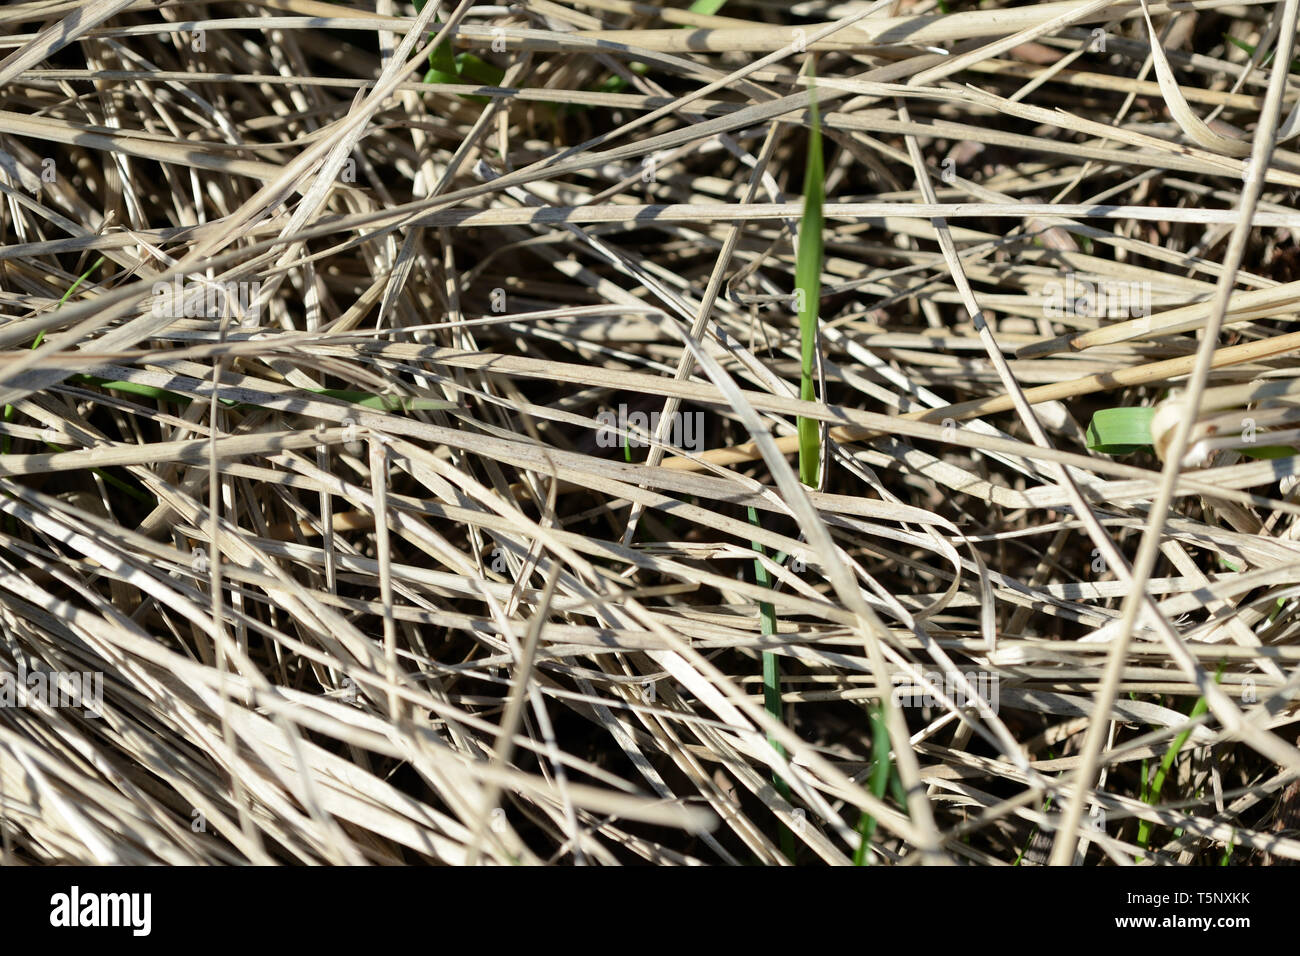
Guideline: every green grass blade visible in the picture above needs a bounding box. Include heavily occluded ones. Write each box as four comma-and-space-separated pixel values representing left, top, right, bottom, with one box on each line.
1135, 665, 1222, 860
1224, 34, 1300, 72
748, 506, 796, 862
59, 256, 104, 309
415, 3, 504, 103
853, 703, 893, 865
1086, 406, 1156, 455
4, 256, 105, 455
1220, 831, 1236, 865
1237, 444, 1300, 459
1013, 793, 1054, 866
1087, 405, 1298, 458
1135, 695, 1207, 859
796, 70, 824, 489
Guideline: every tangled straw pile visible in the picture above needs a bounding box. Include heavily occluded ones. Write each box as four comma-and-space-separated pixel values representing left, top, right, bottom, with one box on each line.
1, 0, 1300, 865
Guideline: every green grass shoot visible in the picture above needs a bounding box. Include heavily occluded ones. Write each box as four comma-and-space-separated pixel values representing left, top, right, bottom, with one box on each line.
1135, 665, 1222, 860
1220, 831, 1236, 865
1087, 406, 1297, 458
415, 0, 505, 103
853, 703, 895, 865
1013, 791, 1055, 866
796, 70, 824, 489
748, 505, 796, 863
1224, 34, 1300, 73
1085, 407, 1157, 455
3, 256, 105, 455
1, 256, 156, 506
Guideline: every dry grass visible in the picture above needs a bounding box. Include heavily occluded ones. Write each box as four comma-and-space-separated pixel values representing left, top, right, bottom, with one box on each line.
1, 0, 1299, 865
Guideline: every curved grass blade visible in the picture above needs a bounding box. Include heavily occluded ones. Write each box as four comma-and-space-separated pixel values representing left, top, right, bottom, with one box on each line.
1086, 406, 1156, 455
1088, 405, 1298, 458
